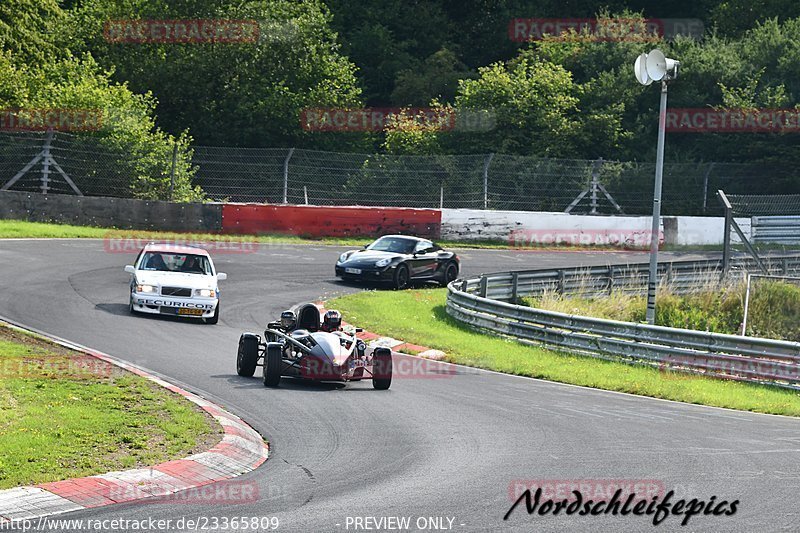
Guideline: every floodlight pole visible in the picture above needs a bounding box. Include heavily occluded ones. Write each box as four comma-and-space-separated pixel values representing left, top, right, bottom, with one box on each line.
645, 80, 669, 325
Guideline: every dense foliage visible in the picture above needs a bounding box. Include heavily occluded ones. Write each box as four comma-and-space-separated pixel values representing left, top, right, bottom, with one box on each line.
1, 1, 799, 199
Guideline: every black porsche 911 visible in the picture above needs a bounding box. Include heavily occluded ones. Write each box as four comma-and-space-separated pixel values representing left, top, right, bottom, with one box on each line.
335, 235, 460, 289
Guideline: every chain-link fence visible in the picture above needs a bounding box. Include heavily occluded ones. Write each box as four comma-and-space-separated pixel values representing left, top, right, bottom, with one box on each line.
1, 131, 798, 215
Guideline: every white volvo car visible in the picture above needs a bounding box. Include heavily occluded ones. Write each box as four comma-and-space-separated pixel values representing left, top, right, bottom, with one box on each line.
124, 243, 227, 324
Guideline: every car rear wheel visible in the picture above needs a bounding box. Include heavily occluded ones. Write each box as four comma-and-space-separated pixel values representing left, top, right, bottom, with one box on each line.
263, 344, 283, 387
393, 264, 409, 290
442, 262, 459, 286
372, 348, 392, 390
236, 334, 259, 377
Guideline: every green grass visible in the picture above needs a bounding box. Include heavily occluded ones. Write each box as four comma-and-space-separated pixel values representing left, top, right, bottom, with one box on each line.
330, 288, 800, 417
0, 220, 374, 246
0, 325, 220, 489
527, 279, 800, 341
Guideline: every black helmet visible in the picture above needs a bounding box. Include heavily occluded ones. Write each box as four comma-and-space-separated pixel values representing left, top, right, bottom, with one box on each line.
280, 310, 297, 330
322, 309, 342, 331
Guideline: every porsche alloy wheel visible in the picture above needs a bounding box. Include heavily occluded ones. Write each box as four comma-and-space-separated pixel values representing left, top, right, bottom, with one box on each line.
443, 262, 459, 286
394, 264, 409, 290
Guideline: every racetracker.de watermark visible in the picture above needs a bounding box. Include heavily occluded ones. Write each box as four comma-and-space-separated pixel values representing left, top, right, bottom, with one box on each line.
659, 354, 799, 383
300, 107, 496, 133
508, 18, 704, 42
0, 109, 102, 132
667, 108, 800, 133
0, 356, 113, 379
299, 354, 457, 380
508, 479, 665, 502
103, 19, 259, 43
509, 229, 664, 249
103, 232, 259, 254
101, 480, 261, 505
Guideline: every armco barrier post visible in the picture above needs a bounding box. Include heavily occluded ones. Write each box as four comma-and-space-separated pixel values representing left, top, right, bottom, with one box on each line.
479, 276, 488, 297
511, 272, 519, 302
607, 266, 615, 295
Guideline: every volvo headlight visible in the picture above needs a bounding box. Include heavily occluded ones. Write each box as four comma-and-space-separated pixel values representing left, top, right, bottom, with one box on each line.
136, 284, 157, 293
195, 288, 215, 298
375, 258, 391, 268
338, 252, 350, 263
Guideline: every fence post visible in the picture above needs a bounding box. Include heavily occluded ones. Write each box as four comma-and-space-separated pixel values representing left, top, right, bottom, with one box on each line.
701, 162, 714, 214
483, 153, 494, 209
718, 190, 732, 278
479, 276, 488, 297
557, 269, 565, 295
590, 157, 603, 215
40, 129, 54, 194
283, 147, 294, 204
169, 141, 178, 201
440, 184, 444, 209
511, 272, 519, 302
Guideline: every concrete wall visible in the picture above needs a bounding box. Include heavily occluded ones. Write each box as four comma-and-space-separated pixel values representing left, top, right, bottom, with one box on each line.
663, 216, 748, 246
440, 208, 748, 247
0, 191, 751, 247
0, 190, 222, 232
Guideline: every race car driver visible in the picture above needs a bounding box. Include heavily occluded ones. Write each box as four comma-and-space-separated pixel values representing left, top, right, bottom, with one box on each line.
320, 309, 342, 332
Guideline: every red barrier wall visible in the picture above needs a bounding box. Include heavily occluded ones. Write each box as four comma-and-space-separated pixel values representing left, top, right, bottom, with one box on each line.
222, 204, 441, 238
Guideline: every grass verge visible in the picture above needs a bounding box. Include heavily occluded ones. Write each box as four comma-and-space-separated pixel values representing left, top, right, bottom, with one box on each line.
526, 278, 800, 341
0, 324, 220, 489
330, 288, 800, 417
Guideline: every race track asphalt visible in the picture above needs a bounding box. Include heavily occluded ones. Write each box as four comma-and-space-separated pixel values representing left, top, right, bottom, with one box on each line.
0, 239, 797, 532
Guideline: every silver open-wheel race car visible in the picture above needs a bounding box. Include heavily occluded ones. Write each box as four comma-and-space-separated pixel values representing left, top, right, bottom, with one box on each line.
235, 304, 392, 389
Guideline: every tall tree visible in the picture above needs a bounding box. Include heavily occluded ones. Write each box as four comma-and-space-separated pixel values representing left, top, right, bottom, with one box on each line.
66, 0, 366, 148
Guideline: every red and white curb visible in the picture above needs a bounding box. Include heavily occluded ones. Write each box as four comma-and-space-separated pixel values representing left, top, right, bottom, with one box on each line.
0, 320, 269, 523
314, 302, 446, 361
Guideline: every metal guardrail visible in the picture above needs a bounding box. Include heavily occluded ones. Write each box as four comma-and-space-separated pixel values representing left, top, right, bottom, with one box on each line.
446, 255, 800, 390
752, 216, 800, 245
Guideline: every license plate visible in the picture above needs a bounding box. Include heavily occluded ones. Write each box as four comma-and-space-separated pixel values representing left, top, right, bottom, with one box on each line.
178, 308, 204, 316
345, 268, 362, 274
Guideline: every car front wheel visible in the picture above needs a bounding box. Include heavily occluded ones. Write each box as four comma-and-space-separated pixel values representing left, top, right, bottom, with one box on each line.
263, 344, 283, 387
236, 334, 259, 377
372, 348, 392, 390
205, 304, 219, 324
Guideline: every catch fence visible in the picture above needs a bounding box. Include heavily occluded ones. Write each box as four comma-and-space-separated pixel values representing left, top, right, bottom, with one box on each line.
1, 131, 797, 215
